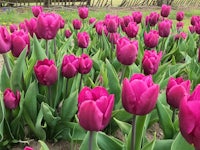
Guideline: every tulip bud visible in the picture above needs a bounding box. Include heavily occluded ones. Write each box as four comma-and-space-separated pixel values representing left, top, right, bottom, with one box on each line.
161, 4, 171, 18
142, 50, 162, 75
34, 59, 58, 86
144, 30, 159, 48
189, 25, 195, 33
195, 21, 200, 34
109, 33, 120, 45
125, 22, 139, 38
9, 24, 18, 33
176, 21, 184, 31
25, 18, 38, 37
72, 19, 82, 30
95, 21, 108, 36
0, 26, 11, 54
59, 15, 65, 29
176, 11, 184, 21
78, 7, 89, 19
191, 16, 200, 26
122, 15, 133, 27
78, 86, 114, 131
132, 11, 142, 24
77, 32, 90, 49
174, 32, 187, 40
78, 54, 93, 74
106, 18, 118, 33
3, 88, 20, 110
158, 19, 172, 37
61, 54, 79, 78
89, 17, 96, 25
65, 29, 72, 39
31, 6, 43, 18
122, 73, 159, 115
148, 12, 160, 26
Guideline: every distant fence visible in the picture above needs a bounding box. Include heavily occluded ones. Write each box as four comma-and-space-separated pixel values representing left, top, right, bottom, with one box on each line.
0, 0, 200, 7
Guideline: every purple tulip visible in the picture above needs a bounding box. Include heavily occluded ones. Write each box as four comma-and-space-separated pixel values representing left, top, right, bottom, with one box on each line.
0, 26, 11, 54
78, 7, 89, 19
195, 21, 200, 34
158, 19, 172, 37
77, 32, 90, 49
25, 18, 38, 37
122, 73, 159, 115
24, 146, 34, 150
9, 24, 18, 33
59, 15, 65, 29
3, 88, 20, 110
106, 18, 118, 33
148, 12, 160, 26
31, 6, 43, 18
109, 33, 120, 45
176, 11, 184, 21
174, 32, 187, 40
72, 19, 82, 30
161, 4, 171, 18
116, 37, 138, 65
89, 17, 96, 24
142, 50, 162, 75
132, 11, 142, 24
144, 30, 159, 48
78, 86, 114, 131
37, 13, 60, 40
189, 25, 195, 33
125, 22, 139, 38
191, 16, 200, 26
65, 29, 72, 38
34, 59, 58, 86
166, 77, 190, 108
179, 84, 200, 150
176, 21, 184, 31
95, 21, 108, 36
11, 30, 30, 57
122, 15, 133, 27
78, 54, 93, 74
19, 22, 28, 33
61, 54, 79, 78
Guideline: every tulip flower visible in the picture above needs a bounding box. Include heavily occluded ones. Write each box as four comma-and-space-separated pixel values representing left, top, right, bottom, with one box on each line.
158, 19, 172, 37
89, 17, 96, 25
122, 73, 159, 115
72, 19, 82, 30
161, 4, 171, 18
122, 15, 133, 27
166, 77, 190, 108
61, 54, 79, 78
109, 33, 120, 45
78, 86, 114, 131
78, 54, 93, 74
144, 30, 159, 48
189, 25, 195, 33
11, 30, 30, 57
174, 32, 187, 40
191, 16, 200, 26
19, 22, 28, 33
37, 13, 60, 40
31, 6, 43, 17
125, 22, 139, 38
65, 29, 72, 38
132, 11, 142, 24
78, 6, 89, 19
142, 50, 162, 75
0, 26, 11, 54
24, 146, 34, 150
106, 18, 118, 33
59, 15, 65, 29
179, 84, 200, 150
9, 24, 18, 33
77, 32, 90, 49
176, 21, 184, 31
3, 88, 20, 110
34, 59, 58, 86
195, 21, 200, 34
176, 11, 184, 21
25, 18, 38, 37
95, 21, 108, 36
116, 37, 138, 65
147, 12, 160, 26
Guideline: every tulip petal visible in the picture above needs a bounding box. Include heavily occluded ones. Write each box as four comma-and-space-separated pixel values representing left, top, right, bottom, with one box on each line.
188, 84, 200, 101
78, 87, 93, 106
44, 65, 58, 86
91, 86, 109, 100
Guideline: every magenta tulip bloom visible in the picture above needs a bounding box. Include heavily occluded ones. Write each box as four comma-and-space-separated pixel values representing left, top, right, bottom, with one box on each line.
109, 33, 120, 45
0, 26, 11, 54
19, 22, 28, 33
34, 59, 58, 86
122, 15, 133, 27
61, 54, 79, 78
144, 30, 159, 48
24, 146, 34, 150
59, 16, 65, 29
158, 19, 172, 37
78, 86, 114, 131
161, 4, 171, 18
116, 37, 138, 65
176, 11, 184, 21
148, 12, 160, 26
78, 54, 93, 74
189, 25, 195, 33
122, 73, 159, 115
77, 32, 90, 49
132, 11, 142, 24
174, 32, 187, 40
195, 21, 200, 34
72, 19, 82, 30
78, 7, 89, 19
11, 30, 30, 57
25, 18, 38, 37
9, 24, 18, 33
37, 13, 60, 40
166, 77, 190, 108
179, 84, 200, 150
125, 22, 139, 38
95, 21, 108, 36
142, 50, 162, 75
89, 17, 96, 24
106, 18, 118, 33
3, 88, 20, 110
31, 6, 43, 17
65, 29, 72, 38
176, 21, 184, 31
191, 16, 200, 26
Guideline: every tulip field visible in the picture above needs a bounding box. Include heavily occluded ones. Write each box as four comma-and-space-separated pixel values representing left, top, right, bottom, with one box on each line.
1, 4, 200, 150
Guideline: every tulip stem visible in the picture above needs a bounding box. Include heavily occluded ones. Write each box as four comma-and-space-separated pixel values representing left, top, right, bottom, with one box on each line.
89, 131, 93, 150
54, 38, 57, 61
2, 54, 11, 77
131, 115, 136, 150
79, 74, 83, 92
172, 108, 176, 123
46, 40, 49, 58
120, 66, 126, 84
48, 86, 52, 107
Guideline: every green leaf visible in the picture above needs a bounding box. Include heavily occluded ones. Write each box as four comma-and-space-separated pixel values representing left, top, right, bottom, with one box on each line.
33, 35, 47, 60
142, 133, 156, 150
35, 108, 46, 140
112, 109, 132, 122
113, 117, 131, 135
171, 133, 194, 150
154, 140, 173, 150
0, 66, 10, 91
39, 140, 49, 150
0, 93, 5, 142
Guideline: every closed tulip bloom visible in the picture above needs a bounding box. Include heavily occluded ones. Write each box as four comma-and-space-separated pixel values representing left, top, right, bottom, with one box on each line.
144, 30, 159, 48
78, 86, 114, 131
25, 18, 38, 37
95, 21, 108, 36
65, 29, 72, 38
122, 73, 159, 115
132, 11, 142, 24
59, 16, 65, 29
78, 54, 93, 74
9, 24, 18, 33
176, 21, 184, 31
148, 12, 160, 26
0, 26, 11, 54
166, 77, 190, 108
11, 30, 30, 57
179, 84, 200, 150
142, 50, 162, 75
125, 22, 139, 38
189, 25, 195, 33
174, 32, 187, 40
109, 33, 120, 45
161, 4, 171, 18
106, 18, 118, 33
78, 7, 89, 19
3, 88, 20, 110
72, 19, 82, 30
24, 146, 34, 150
89, 17, 96, 24
34, 59, 58, 86
116, 37, 138, 65
191, 16, 200, 26
195, 22, 200, 34
31, 6, 43, 17
176, 11, 184, 21
158, 19, 171, 37
77, 32, 90, 49
19, 22, 28, 33
61, 54, 79, 78
37, 13, 60, 40
123, 15, 133, 27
